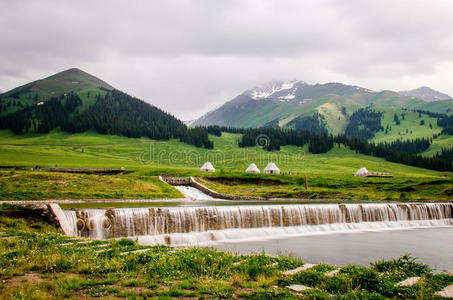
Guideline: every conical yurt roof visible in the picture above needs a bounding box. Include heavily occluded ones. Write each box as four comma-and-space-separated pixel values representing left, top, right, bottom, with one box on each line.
355, 167, 369, 176
245, 163, 260, 173
200, 161, 215, 172
263, 161, 280, 173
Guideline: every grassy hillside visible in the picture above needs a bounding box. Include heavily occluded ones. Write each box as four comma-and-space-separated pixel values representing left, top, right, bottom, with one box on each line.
409, 99, 453, 115
0, 68, 112, 116
372, 109, 442, 143
423, 135, 453, 156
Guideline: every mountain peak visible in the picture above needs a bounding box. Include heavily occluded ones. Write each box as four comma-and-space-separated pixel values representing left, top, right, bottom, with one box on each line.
245, 80, 304, 100
399, 86, 451, 101
44, 68, 114, 90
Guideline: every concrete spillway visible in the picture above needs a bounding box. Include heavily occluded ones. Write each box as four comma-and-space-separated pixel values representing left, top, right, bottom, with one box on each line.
61, 203, 453, 245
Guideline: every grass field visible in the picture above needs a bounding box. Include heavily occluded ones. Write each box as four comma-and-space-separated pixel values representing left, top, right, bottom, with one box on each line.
0, 208, 452, 299
0, 129, 451, 201
0, 130, 448, 176
0, 171, 182, 200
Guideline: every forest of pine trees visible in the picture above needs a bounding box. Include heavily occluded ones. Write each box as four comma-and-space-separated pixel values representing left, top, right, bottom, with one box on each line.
287, 113, 328, 134
345, 107, 384, 140
233, 127, 451, 171
0, 89, 213, 148
0, 92, 82, 134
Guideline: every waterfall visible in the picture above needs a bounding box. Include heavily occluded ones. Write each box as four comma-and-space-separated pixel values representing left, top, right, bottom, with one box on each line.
173, 185, 217, 200
65, 203, 453, 244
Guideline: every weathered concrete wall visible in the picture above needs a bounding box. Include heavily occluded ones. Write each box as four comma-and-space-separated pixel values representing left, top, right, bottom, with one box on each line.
160, 176, 192, 185
48, 204, 76, 236
161, 176, 266, 200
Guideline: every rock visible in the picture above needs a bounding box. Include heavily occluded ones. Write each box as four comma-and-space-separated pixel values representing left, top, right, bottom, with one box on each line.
283, 264, 317, 275
0, 236, 18, 240
325, 269, 340, 276
396, 277, 421, 286
286, 284, 311, 292
437, 285, 453, 298
119, 248, 151, 256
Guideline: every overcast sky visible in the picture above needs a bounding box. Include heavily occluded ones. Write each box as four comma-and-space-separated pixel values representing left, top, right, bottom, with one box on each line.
1, 0, 453, 120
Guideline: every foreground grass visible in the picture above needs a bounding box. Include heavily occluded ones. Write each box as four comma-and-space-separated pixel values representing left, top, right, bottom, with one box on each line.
0, 171, 183, 200
0, 206, 452, 299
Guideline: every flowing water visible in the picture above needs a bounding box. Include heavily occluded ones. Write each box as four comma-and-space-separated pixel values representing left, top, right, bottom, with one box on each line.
60, 186, 453, 270
62, 203, 453, 244
173, 185, 219, 200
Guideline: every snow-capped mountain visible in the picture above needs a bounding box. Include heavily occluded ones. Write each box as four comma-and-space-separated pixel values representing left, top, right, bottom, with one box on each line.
399, 86, 451, 101
192, 80, 453, 128
244, 80, 302, 100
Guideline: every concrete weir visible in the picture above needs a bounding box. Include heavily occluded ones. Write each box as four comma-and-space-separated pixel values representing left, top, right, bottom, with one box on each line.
58, 203, 453, 245
48, 204, 77, 236
160, 176, 266, 200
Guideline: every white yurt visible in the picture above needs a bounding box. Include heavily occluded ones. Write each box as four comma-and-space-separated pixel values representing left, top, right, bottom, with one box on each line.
200, 161, 215, 172
355, 167, 369, 177
245, 163, 260, 173
263, 162, 280, 174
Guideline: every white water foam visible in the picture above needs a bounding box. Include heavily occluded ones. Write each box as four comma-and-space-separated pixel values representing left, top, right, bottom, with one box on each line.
173, 185, 218, 200
134, 219, 453, 246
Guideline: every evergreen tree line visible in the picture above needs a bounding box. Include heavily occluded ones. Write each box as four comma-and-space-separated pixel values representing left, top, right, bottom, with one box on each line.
335, 136, 452, 172
237, 127, 334, 153
0, 92, 82, 134
436, 148, 453, 163
345, 107, 384, 140
61, 90, 212, 148
0, 89, 212, 148
287, 113, 328, 134
437, 115, 453, 135
383, 138, 431, 154
211, 124, 450, 171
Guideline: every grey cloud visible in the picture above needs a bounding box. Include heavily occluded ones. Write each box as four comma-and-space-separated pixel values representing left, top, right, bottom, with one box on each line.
1, 0, 453, 120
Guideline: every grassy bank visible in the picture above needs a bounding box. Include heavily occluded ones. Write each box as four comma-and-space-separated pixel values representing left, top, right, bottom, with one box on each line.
0, 170, 452, 201
0, 206, 452, 299
197, 173, 453, 201
0, 171, 183, 200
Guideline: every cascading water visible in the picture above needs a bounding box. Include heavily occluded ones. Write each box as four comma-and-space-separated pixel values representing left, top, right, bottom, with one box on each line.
62, 203, 453, 245
173, 185, 217, 200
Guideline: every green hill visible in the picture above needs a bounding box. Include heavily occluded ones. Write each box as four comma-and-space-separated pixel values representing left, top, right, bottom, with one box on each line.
0, 68, 113, 116
0, 68, 212, 148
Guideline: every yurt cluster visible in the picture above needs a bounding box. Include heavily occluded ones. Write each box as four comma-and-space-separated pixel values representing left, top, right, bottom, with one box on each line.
200, 162, 280, 174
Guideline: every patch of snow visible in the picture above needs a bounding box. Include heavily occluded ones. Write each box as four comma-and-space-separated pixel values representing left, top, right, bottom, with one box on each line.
247, 80, 299, 100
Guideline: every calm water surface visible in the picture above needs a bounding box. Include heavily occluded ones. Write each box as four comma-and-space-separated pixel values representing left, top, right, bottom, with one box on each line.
214, 227, 453, 272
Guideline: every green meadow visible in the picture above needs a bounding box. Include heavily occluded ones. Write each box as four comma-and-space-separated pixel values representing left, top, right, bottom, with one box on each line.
0, 129, 451, 201
0, 129, 447, 176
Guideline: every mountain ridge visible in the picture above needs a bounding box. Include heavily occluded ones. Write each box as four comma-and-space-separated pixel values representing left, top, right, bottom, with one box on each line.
193, 80, 453, 130
399, 86, 451, 101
